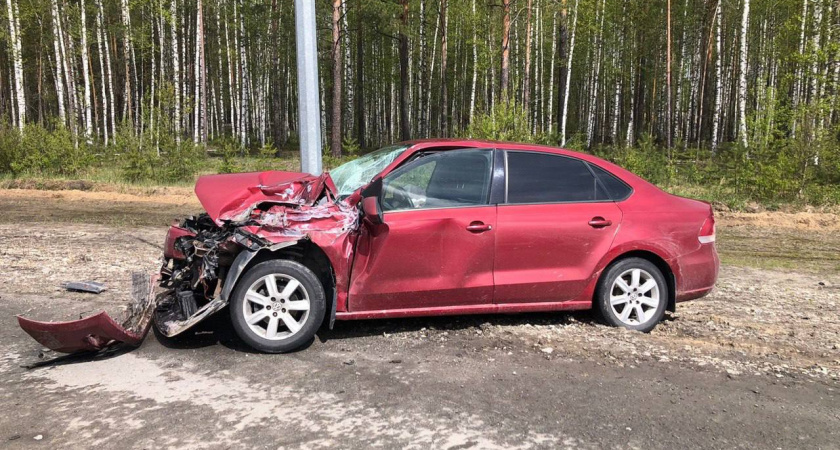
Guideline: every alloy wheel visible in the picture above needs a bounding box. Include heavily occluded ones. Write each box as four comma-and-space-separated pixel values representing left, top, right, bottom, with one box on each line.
241, 274, 311, 340
609, 268, 661, 326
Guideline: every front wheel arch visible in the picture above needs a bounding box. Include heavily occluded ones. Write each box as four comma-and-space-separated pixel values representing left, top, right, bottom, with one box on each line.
223, 241, 336, 325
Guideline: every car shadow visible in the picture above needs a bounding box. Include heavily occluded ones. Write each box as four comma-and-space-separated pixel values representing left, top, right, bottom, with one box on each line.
153, 307, 316, 354
318, 309, 602, 342
151, 308, 657, 352
21, 344, 137, 370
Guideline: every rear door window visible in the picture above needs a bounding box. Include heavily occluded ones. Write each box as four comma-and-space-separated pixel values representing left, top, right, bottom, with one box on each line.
505, 151, 603, 203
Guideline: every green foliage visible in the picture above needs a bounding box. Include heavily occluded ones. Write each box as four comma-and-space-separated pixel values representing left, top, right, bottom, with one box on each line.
217, 137, 242, 174
116, 122, 204, 183
464, 100, 539, 143
343, 136, 361, 156
0, 123, 92, 176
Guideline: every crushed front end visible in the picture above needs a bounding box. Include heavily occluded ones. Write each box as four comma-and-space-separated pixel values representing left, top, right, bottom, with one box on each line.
17, 171, 359, 353
154, 172, 358, 338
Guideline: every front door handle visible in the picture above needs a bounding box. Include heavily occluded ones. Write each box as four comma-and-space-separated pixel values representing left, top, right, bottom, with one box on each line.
466, 221, 493, 233
588, 217, 613, 228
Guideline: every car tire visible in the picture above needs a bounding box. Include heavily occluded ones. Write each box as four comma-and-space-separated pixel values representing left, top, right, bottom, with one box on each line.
229, 259, 326, 353
595, 257, 668, 332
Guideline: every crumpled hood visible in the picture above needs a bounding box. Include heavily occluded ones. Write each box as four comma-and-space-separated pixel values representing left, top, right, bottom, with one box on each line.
195, 171, 337, 225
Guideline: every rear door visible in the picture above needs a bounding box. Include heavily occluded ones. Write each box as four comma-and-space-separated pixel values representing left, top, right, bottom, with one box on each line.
494, 151, 622, 304
349, 149, 497, 311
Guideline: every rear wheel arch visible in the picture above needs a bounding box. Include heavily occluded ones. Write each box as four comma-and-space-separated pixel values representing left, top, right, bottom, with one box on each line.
597, 250, 677, 313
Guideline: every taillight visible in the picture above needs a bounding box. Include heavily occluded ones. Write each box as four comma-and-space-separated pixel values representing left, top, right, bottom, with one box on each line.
698, 214, 716, 244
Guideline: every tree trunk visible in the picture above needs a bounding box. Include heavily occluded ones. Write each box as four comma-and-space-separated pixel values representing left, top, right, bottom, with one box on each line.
355, 0, 365, 147
95, 0, 109, 143
440, 0, 448, 136
500, 0, 511, 99
331, 0, 343, 156
51, 0, 66, 128
792, 0, 808, 113
469, 0, 478, 125
547, 11, 557, 132
193, 0, 206, 143
59, 8, 78, 136
560, 0, 579, 146
586, 0, 605, 148
398, 0, 410, 141
78, 0, 93, 138
6, 0, 25, 129
665, 0, 673, 149
737, 0, 749, 147
418, 0, 427, 137
171, 0, 181, 142
120, 0, 133, 126
524, 0, 533, 114
711, 0, 722, 152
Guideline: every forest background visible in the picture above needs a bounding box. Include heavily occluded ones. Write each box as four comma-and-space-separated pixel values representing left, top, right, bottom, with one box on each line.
1, 0, 839, 209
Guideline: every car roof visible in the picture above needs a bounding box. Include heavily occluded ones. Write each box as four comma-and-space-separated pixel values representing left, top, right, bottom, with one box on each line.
404, 139, 599, 162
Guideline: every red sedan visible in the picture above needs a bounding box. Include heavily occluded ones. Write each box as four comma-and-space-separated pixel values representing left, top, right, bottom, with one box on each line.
18, 140, 718, 354
157, 140, 719, 353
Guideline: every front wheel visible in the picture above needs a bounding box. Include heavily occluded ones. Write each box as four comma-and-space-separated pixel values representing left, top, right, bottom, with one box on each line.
229, 260, 326, 353
595, 258, 668, 332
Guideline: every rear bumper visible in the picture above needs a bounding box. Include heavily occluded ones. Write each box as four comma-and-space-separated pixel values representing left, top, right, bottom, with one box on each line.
675, 243, 719, 302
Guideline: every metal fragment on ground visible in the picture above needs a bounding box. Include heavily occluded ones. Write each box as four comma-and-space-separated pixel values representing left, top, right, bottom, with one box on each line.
62, 281, 108, 294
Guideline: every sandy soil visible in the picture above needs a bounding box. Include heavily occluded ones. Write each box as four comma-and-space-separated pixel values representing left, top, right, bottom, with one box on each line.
0, 188, 838, 449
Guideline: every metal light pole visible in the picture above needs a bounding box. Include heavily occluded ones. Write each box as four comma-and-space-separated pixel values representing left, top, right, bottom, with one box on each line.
294, 0, 323, 175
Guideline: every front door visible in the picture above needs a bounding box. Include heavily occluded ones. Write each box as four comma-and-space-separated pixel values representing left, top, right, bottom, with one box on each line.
349, 149, 497, 312
494, 151, 622, 304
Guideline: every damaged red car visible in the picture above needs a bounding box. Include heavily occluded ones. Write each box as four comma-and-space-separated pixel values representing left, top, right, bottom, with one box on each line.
20, 140, 719, 354
153, 140, 719, 353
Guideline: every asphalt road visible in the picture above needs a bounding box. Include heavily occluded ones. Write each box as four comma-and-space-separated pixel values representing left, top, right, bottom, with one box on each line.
2, 298, 839, 449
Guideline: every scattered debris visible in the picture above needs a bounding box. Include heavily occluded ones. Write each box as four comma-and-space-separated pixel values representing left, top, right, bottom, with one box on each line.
62, 281, 107, 294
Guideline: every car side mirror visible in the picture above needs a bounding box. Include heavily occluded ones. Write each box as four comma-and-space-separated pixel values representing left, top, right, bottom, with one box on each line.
360, 176, 384, 225
362, 196, 383, 224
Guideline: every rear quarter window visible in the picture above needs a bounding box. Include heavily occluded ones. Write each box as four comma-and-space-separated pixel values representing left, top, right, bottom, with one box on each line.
588, 164, 633, 201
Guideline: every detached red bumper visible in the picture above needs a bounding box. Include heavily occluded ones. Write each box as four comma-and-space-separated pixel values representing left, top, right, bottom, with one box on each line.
17, 273, 158, 353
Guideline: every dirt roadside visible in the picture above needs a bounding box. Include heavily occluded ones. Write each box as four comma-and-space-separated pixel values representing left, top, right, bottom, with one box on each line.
0, 188, 838, 449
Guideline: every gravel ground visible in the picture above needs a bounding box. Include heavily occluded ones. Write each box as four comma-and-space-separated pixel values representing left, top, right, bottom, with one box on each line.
0, 189, 838, 449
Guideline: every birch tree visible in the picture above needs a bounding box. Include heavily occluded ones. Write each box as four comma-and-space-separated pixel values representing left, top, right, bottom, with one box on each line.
712, 0, 723, 153
51, 0, 66, 127
560, 0, 579, 146
737, 0, 750, 147
79, 0, 93, 138
6, 0, 25, 129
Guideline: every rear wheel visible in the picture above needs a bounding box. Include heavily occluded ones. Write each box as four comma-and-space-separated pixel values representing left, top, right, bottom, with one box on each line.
596, 257, 667, 332
230, 260, 325, 353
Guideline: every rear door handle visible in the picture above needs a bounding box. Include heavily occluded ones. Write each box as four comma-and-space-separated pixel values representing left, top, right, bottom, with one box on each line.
588, 217, 613, 228
466, 221, 493, 233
